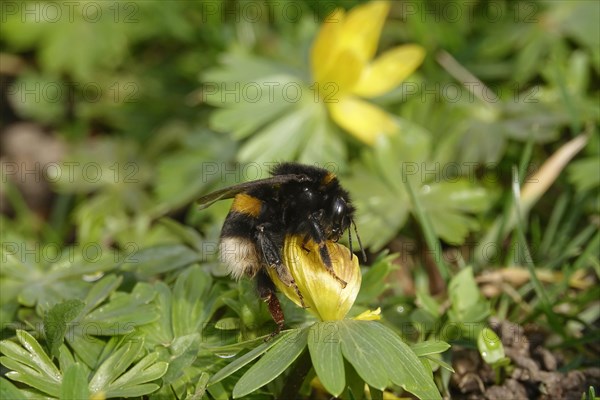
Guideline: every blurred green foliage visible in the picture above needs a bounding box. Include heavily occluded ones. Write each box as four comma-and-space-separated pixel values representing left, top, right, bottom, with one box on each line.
1, 0, 599, 398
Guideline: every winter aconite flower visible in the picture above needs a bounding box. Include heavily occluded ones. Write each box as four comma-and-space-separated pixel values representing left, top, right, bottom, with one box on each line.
268, 236, 361, 321
311, 1, 425, 145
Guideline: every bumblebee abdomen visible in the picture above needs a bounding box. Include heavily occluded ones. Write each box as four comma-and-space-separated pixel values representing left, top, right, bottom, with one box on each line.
219, 235, 261, 280
219, 193, 266, 280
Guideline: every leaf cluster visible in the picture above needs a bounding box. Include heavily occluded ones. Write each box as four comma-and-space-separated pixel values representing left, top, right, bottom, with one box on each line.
1, 0, 599, 399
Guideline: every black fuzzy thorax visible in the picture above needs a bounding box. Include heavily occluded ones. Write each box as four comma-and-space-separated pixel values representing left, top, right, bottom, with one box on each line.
220, 162, 355, 247
272, 163, 353, 236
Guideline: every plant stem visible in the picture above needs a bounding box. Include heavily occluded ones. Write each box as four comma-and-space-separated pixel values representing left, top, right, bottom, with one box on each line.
403, 179, 450, 280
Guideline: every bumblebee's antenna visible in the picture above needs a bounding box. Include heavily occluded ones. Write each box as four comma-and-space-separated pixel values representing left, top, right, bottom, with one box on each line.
352, 219, 367, 262
348, 224, 353, 260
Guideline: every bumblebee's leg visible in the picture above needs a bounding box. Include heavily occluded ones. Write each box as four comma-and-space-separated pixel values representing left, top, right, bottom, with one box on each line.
301, 234, 311, 254
307, 212, 347, 288
256, 270, 284, 339
256, 224, 306, 308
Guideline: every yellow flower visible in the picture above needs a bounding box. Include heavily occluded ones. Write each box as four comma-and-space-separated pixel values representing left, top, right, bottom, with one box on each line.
311, 1, 425, 145
268, 236, 360, 321
354, 307, 382, 321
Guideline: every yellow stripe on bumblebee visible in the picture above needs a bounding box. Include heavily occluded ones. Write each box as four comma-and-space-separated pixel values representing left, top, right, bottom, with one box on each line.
231, 193, 262, 217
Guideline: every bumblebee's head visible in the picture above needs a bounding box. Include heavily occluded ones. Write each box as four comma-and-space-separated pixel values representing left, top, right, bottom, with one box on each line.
298, 184, 349, 236
328, 191, 366, 263
330, 195, 351, 241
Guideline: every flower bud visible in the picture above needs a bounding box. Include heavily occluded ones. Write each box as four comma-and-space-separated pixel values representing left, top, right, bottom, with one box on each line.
268, 235, 361, 321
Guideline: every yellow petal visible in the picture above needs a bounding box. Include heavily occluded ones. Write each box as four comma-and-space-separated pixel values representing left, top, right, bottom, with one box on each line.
311, 8, 346, 85
353, 45, 426, 98
354, 307, 382, 321
328, 96, 398, 145
268, 235, 361, 321
314, 49, 364, 99
341, 1, 391, 62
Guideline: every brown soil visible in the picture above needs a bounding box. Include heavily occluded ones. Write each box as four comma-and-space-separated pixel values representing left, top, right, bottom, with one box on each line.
450, 319, 600, 400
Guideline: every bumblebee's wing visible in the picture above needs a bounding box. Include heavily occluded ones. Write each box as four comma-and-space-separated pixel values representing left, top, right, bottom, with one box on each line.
196, 174, 307, 210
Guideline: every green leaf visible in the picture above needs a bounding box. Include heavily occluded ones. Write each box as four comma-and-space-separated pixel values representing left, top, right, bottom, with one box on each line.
49, 136, 146, 194
423, 355, 455, 373
448, 267, 489, 326
369, 323, 441, 400
404, 177, 450, 279
57, 345, 76, 373
203, 50, 344, 164
209, 78, 295, 139
233, 329, 308, 398
0, 377, 26, 400
88, 340, 144, 393
88, 339, 167, 398
339, 321, 441, 400
418, 181, 489, 245
295, 104, 347, 168
137, 282, 174, 347
457, 117, 507, 164
308, 323, 345, 396
161, 333, 201, 384
552, 1, 600, 65
108, 351, 168, 395
411, 341, 451, 357
416, 290, 442, 319
207, 381, 230, 400
154, 131, 236, 210
44, 299, 85, 358
348, 121, 491, 249
120, 244, 200, 277
172, 266, 217, 337
4, 243, 118, 314
208, 332, 291, 385
356, 253, 397, 303
66, 334, 106, 370
81, 275, 123, 315
477, 328, 505, 365
347, 165, 409, 251
586, 386, 597, 400
81, 282, 159, 334
193, 372, 211, 400
238, 102, 316, 163
503, 101, 567, 143
140, 267, 227, 382
7, 72, 66, 124
568, 157, 600, 192
0, 330, 62, 397
338, 322, 389, 390
347, 127, 429, 250
203, 51, 294, 88
60, 363, 90, 400
37, 8, 130, 81
158, 218, 205, 253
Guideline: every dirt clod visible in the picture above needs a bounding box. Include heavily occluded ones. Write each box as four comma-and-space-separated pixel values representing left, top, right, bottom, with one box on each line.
451, 319, 600, 399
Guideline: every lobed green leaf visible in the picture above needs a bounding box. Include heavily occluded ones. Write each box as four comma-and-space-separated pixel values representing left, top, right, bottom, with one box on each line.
338, 321, 441, 400
308, 322, 345, 397
44, 299, 85, 358
233, 329, 308, 398
0, 330, 62, 397
60, 363, 89, 400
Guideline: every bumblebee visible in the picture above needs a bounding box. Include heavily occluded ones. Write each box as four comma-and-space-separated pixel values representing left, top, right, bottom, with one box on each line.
197, 162, 364, 334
